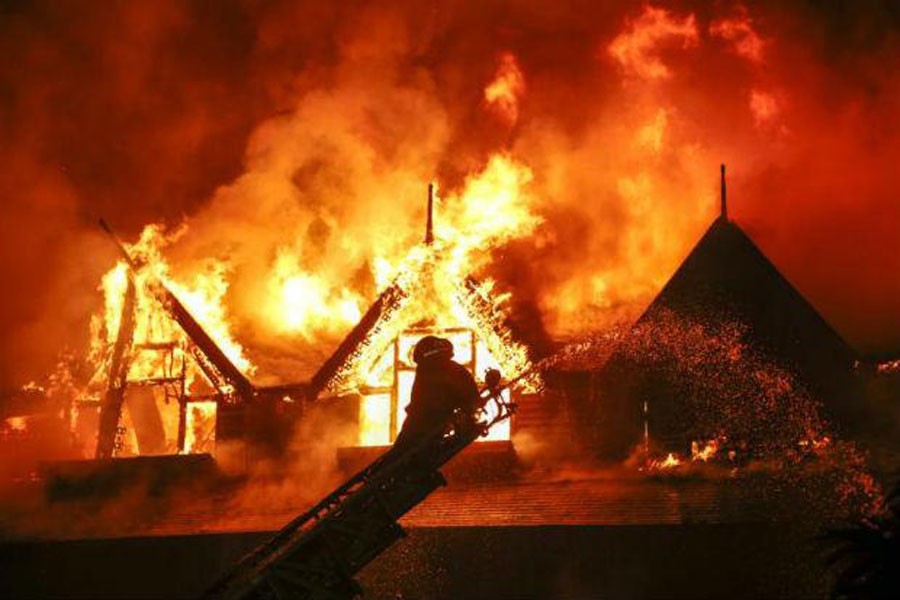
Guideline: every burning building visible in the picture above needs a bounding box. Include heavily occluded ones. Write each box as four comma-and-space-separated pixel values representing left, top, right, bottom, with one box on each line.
1, 2, 898, 598
1, 185, 881, 598
308, 186, 539, 450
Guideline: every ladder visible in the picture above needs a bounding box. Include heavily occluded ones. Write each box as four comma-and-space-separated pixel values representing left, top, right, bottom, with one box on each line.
202, 394, 515, 600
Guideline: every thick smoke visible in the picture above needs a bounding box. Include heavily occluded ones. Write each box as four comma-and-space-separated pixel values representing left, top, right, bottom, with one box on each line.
1, 0, 898, 388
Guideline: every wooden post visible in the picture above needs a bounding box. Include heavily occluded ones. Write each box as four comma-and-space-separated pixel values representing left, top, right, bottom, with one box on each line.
95, 272, 137, 459
424, 183, 435, 245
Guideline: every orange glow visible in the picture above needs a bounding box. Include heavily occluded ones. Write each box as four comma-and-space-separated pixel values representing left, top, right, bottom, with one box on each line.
637, 109, 668, 153
266, 249, 363, 340
608, 5, 699, 80
83, 225, 254, 456
484, 52, 526, 125
710, 8, 765, 63
339, 154, 541, 446
750, 89, 780, 127
20, 0, 894, 470
92, 225, 252, 388
359, 393, 392, 447
6, 417, 27, 432
691, 438, 719, 462
651, 453, 682, 469
184, 401, 217, 454
356, 327, 514, 446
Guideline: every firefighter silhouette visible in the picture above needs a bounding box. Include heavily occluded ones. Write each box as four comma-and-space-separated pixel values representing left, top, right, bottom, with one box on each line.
392, 335, 482, 450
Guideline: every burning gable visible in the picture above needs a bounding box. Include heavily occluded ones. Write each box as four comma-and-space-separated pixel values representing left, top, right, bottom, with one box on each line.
310, 185, 539, 447
74, 224, 257, 459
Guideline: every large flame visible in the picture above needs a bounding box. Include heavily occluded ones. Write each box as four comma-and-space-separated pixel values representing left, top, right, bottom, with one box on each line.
334, 154, 541, 446
92, 225, 252, 385
12, 1, 893, 464
82, 225, 252, 456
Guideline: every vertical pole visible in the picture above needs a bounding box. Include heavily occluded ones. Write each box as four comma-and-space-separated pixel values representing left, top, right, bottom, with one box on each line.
425, 183, 435, 245
720, 164, 728, 221
95, 272, 137, 459
177, 349, 187, 453
390, 338, 400, 441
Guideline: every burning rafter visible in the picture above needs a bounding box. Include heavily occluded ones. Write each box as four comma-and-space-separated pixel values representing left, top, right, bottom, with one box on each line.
310, 245, 538, 400
99, 219, 256, 401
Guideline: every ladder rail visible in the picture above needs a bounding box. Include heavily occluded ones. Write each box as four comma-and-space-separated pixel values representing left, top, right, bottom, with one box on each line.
203, 393, 514, 600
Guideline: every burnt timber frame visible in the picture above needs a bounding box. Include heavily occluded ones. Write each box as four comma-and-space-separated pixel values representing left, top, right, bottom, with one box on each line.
94, 278, 254, 457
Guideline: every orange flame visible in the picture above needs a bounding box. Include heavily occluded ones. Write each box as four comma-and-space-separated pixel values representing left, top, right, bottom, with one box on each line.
691, 438, 719, 462
484, 52, 526, 125
608, 5, 699, 80
710, 7, 766, 64
184, 401, 217, 454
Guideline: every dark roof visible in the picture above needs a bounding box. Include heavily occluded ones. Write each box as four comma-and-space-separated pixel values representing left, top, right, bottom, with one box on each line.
638, 216, 857, 392
580, 215, 862, 458
4, 472, 802, 541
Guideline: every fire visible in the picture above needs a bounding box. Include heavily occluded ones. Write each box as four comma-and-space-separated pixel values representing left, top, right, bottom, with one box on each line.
607, 5, 699, 80
184, 401, 217, 454
6, 417, 27, 432
799, 435, 832, 453
691, 438, 719, 462
80, 146, 542, 454
267, 249, 363, 339
316, 154, 542, 447
80, 224, 254, 456
876, 359, 900, 375
439, 154, 540, 263
92, 225, 252, 382
651, 453, 682, 469
11, 1, 892, 475
484, 52, 526, 125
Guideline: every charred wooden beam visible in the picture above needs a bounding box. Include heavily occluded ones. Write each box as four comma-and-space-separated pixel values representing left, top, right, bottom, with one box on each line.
95, 272, 137, 459
155, 283, 255, 401
309, 282, 407, 398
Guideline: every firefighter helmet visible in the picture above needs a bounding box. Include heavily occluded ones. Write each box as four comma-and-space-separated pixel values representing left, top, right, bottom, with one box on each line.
412, 335, 454, 364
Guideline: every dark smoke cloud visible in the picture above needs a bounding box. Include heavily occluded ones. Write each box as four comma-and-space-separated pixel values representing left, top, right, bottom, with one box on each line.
0, 0, 898, 388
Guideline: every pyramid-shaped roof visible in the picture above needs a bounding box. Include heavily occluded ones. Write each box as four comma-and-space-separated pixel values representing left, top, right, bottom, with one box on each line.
584, 210, 860, 459
629, 213, 858, 413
